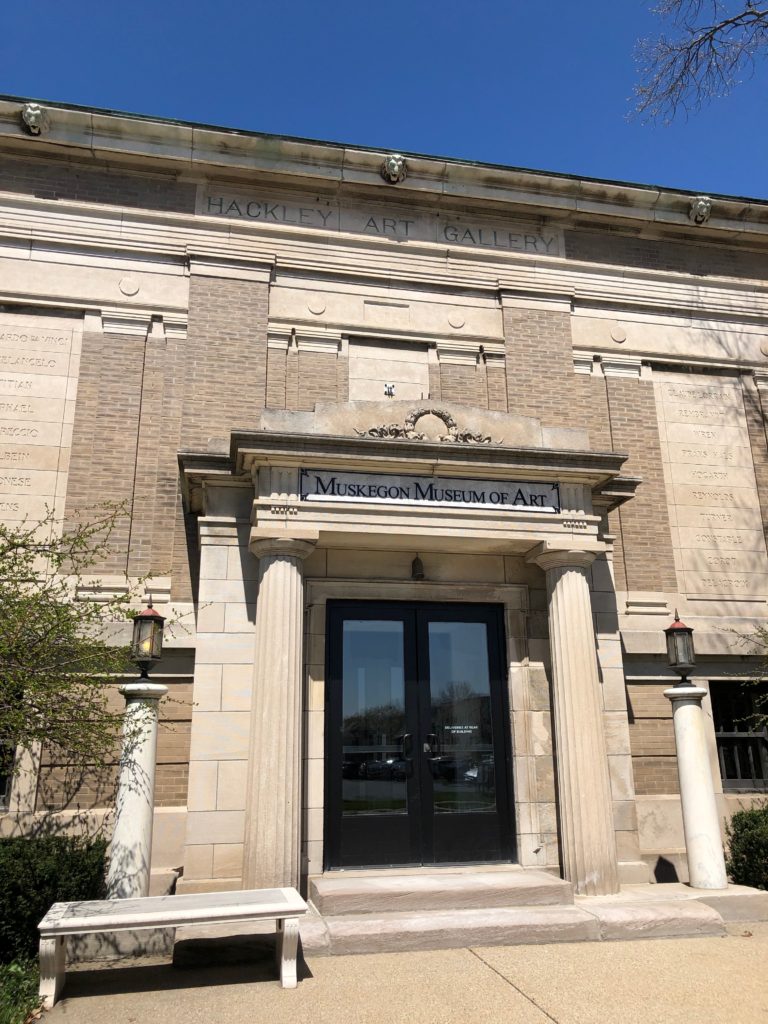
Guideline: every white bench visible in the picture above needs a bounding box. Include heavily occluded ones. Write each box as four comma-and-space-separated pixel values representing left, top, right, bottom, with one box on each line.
37, 886, 309, 1007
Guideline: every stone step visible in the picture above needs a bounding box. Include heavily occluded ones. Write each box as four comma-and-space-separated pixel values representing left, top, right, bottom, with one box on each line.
299, 899, 726, 957
308, 868, 574, 916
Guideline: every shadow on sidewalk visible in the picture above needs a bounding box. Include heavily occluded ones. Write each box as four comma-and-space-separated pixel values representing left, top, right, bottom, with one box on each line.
65, 937, 313, 1002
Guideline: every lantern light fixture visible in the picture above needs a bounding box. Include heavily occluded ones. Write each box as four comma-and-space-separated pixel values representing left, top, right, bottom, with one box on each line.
664, 610, 695, 684
131, 600, 166, 677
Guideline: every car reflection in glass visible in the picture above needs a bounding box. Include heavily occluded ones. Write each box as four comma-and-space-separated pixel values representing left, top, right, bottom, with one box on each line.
360, 758, 407, 780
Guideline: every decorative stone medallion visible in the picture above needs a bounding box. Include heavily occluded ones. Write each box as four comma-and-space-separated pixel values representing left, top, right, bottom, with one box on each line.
355, 406, 500, 444
119, 276, 140, 296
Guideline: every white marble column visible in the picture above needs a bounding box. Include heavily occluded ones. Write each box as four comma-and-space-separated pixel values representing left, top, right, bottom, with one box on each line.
664, 683, 728, 889
528, 545, 620, 896
243, 535, 316, 889
106, 681, 168, 899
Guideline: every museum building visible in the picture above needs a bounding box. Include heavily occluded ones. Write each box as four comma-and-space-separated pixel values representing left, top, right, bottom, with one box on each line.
1, 97, 767, 910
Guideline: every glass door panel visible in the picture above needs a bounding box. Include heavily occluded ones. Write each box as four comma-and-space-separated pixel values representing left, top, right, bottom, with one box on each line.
426, 621, 496, 815
342, 620, 407, 817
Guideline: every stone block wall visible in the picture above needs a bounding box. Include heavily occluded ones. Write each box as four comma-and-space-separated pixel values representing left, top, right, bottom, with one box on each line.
0, 153, 196, 214
565, 228, 768, 281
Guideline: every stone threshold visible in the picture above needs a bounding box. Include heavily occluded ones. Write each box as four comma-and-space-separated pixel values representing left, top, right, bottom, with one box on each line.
308, 867, 573, 916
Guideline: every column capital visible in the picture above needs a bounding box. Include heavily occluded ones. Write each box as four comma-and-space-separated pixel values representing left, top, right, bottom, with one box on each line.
118, 681, 168, 701
526, 541, 597, 573
664, 684, 708, 702
249, 528, 318, 561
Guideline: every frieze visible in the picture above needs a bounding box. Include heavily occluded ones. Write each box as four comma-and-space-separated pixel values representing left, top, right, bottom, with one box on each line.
200, 190, 563, 256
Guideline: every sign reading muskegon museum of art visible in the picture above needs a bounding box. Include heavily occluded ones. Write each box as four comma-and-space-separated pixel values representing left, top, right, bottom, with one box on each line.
300, 470, 560, 513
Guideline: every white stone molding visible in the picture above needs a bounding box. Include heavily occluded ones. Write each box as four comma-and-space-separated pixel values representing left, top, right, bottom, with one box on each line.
242, 532, 318, 888
573, 352, 595, 375
601, 354, 643, 379
526, 543, 620, 895
435, 341, 480, 366
98, 310, 188, 340
105, 680, 168, 899
82, 310, 103, 334
499, 290, 573, 313
436, 338, 503, 365
188, 255, 273, 282
267, 329, 292, 351
294, 328, 343, 354
81, 309, 188, 340
624, 593, 670, 617
753, 369, 768, 391
664, 683, 728, 889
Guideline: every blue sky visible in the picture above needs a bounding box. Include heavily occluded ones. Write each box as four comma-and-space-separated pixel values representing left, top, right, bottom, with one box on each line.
1, 0, 766, 199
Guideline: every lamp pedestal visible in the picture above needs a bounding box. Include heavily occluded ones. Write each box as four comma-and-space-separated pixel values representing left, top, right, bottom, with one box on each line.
664, 682, 728, 890
105, 680, 168, 899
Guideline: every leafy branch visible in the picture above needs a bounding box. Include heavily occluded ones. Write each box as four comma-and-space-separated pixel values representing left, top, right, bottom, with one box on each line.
0, 505, 174, 770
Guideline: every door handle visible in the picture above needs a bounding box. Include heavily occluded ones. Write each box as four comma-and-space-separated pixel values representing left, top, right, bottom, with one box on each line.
401, 733, 413, 760
424, 733, 438, 755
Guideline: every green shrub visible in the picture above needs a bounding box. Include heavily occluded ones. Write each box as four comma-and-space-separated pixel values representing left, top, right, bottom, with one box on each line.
0, 959, 40, 1024
0, 836, 107, 962
726, 803, 768, 890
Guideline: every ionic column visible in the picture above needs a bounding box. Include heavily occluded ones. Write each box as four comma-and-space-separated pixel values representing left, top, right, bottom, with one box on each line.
105, 681, 168, 899
527, 545, 619, 895
243, 534, 316, 889
664, 684, 727, 889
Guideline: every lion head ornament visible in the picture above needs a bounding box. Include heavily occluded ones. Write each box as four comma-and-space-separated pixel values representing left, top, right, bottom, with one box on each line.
689, 196, 712, 225
20, 103, 49, 136
380, 153, 408, 184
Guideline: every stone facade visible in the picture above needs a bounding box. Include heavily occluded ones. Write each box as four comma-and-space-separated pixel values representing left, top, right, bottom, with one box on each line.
1, 97, 767, 894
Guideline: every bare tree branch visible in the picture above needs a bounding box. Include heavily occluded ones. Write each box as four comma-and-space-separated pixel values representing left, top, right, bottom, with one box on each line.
634, 1, 768, 122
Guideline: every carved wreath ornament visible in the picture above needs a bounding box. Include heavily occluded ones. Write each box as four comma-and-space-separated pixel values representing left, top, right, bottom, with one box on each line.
354, 407, 499, 445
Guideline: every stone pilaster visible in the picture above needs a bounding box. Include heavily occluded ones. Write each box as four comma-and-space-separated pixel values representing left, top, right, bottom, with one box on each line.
243, 533, 317, 889
664, 684, 728, 889
527, 544, 620, 895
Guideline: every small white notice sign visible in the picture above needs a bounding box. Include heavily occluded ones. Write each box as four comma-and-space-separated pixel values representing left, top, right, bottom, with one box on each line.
300, 469, 560, 513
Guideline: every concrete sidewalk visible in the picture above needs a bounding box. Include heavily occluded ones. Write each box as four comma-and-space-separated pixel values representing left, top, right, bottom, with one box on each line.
49, 922, 768, 1024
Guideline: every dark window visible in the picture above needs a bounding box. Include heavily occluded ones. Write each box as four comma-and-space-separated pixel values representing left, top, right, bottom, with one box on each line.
710, 682, 768, 792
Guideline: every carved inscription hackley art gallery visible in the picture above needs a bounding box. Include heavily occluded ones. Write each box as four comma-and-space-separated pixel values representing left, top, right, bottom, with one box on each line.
200, 190, 562, 256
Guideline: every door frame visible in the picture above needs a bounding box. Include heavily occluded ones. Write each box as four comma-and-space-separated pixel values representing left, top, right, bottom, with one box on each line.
303, 580, 534, 876
324, 599, 514, 869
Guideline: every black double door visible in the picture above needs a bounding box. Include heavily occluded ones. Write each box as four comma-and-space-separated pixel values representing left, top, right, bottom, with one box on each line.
325, 601, 514, 868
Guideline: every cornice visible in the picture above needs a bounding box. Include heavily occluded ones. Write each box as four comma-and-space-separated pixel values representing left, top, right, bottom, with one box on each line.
1, 96, 768, 245
227, 429, 629, 483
